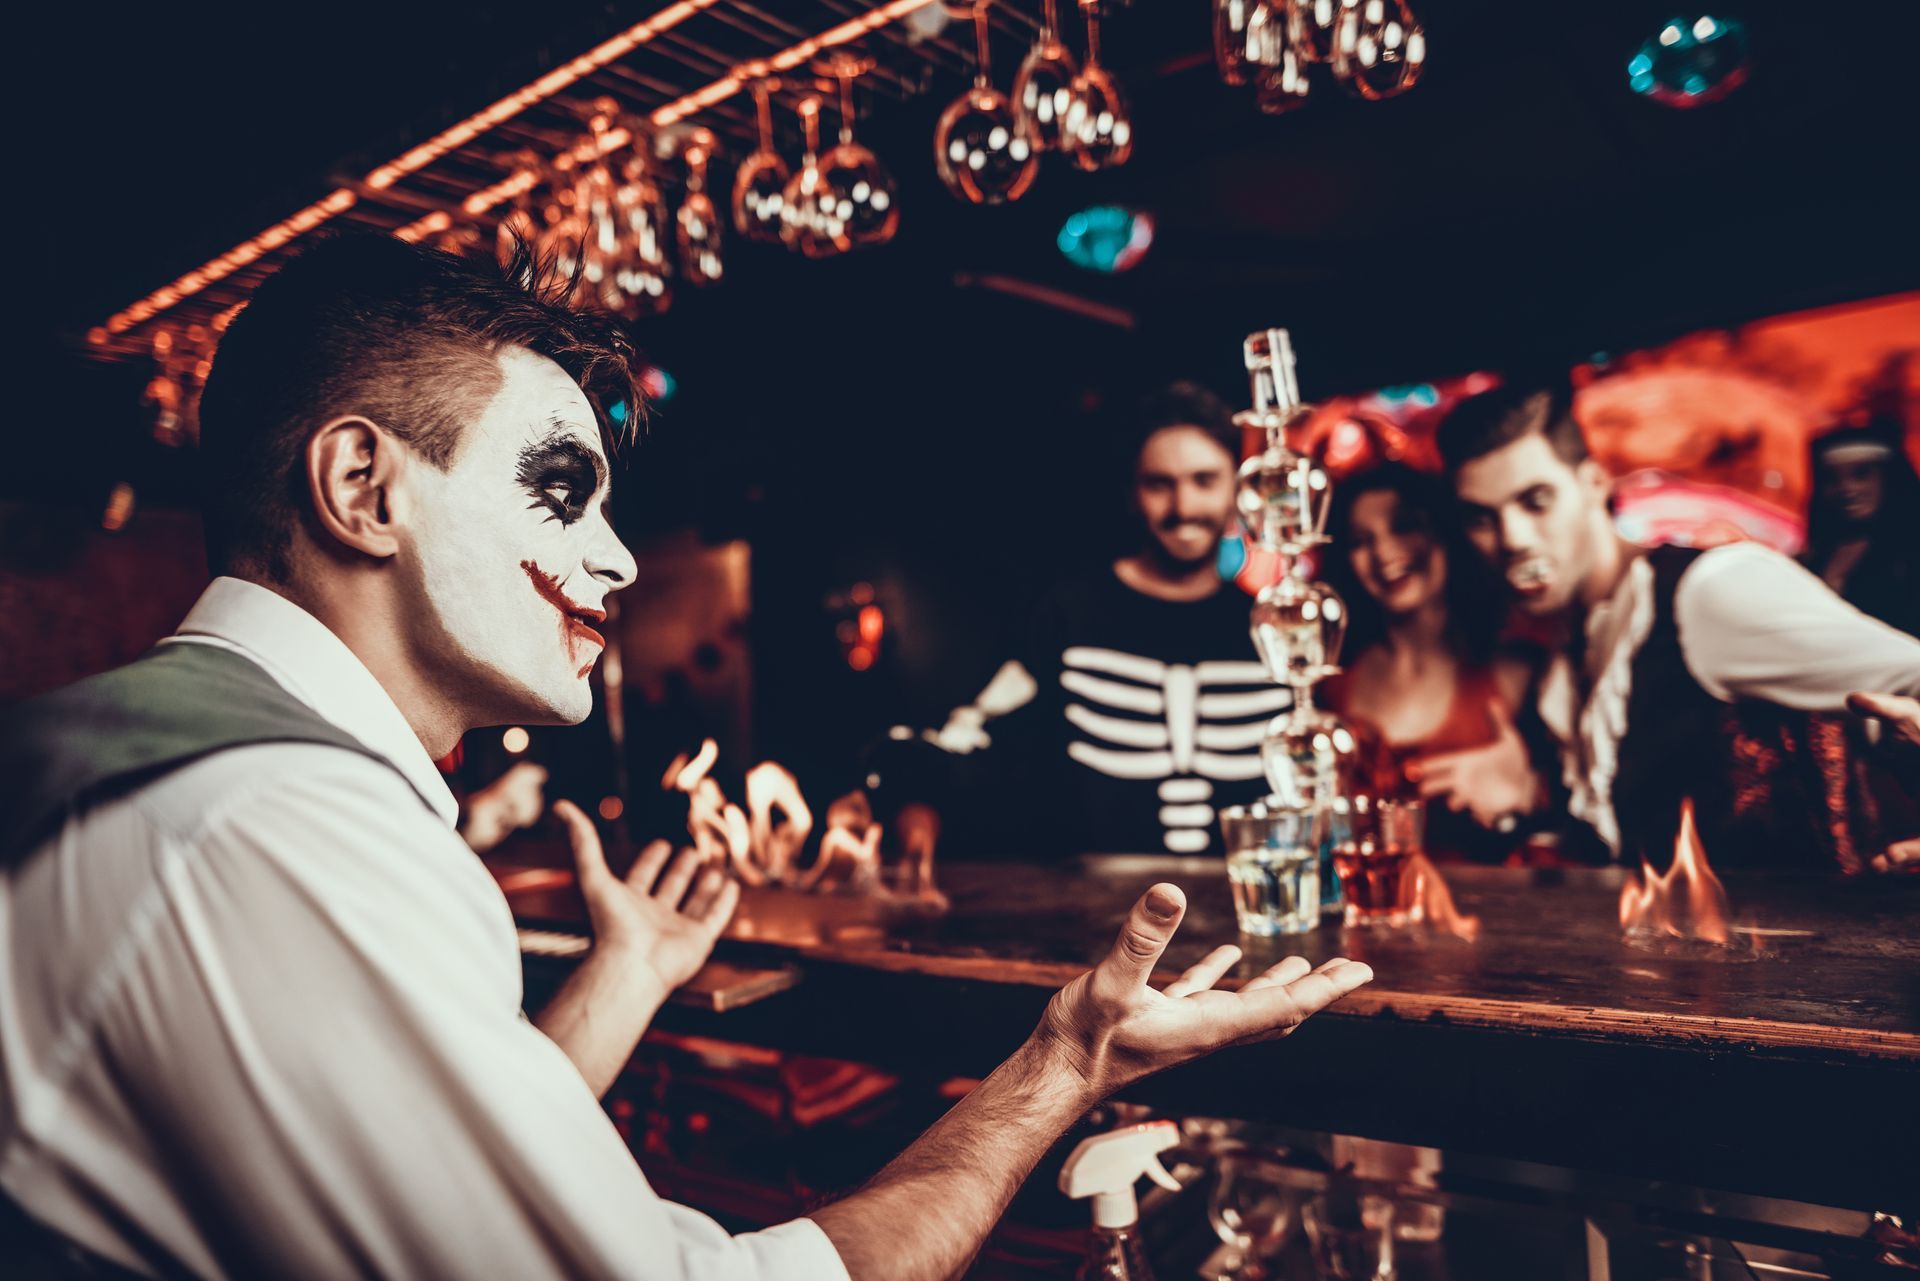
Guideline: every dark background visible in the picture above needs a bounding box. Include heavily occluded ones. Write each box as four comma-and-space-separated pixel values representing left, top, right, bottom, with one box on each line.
17, 0, 1919, 801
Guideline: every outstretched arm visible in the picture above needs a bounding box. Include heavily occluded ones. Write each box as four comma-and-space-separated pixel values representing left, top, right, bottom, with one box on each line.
1674, 542, 1920, 709
810, 884, 1372, 1281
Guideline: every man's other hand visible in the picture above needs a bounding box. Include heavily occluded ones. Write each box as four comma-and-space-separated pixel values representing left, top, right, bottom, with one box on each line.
555, 800, 740, 995
1847, 691, 1920, 749
1034, 883, 1372, 1098
1408, 700, 1539, 828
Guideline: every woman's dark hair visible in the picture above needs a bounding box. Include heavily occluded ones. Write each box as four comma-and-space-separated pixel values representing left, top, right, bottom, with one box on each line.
1320, 462, 1507, 667
197, 231, 644, 581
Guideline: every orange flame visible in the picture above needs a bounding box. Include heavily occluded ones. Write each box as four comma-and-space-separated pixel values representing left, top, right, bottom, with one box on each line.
657, 742, 945, 906
743, 762, 814, 885
662, 738, 749, 871
1396, 853, 1481, 942
1618, 799, 1731, 944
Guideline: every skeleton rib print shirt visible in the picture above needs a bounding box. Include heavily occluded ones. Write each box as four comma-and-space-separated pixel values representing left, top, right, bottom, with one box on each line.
931, 569, 1290, 856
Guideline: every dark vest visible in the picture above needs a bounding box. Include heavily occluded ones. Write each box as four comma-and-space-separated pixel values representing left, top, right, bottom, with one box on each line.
1, 642, 432, 860
1610, 545, 1874, 871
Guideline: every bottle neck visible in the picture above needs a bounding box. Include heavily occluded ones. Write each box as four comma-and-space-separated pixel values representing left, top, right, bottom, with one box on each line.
1082, 1224, 1156, 1281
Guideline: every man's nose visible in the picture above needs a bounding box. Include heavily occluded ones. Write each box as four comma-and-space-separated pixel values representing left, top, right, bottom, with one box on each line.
1497, 507, 1535, 555
587, 516, 637, 591
1172, 482, 1211, 521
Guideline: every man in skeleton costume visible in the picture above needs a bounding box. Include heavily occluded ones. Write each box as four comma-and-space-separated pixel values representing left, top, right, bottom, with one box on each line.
1436, 379, 1920, 873
923, 384, 1290, 857
0, 238, 1372, 1279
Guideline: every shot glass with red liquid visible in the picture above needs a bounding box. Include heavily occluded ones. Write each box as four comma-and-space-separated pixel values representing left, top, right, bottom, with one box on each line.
1332, 796, 1424, 927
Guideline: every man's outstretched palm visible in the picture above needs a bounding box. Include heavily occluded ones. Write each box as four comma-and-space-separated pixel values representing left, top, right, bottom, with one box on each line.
554, 799, 740, 993
1038, 883, 1372, 1097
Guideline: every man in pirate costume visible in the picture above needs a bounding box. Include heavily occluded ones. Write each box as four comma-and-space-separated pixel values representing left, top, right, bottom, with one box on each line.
913, 383, 1291, 858
1432, 378, 1920, 873
0, 236, 1371, 1280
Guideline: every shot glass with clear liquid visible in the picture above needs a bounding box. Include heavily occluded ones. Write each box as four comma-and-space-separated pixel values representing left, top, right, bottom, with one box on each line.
1220, 800, 1323, 936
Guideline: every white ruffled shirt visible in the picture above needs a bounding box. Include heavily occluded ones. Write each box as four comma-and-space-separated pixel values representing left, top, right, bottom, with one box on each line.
0, 577, 848, 1281
1538, 542, 1920, 855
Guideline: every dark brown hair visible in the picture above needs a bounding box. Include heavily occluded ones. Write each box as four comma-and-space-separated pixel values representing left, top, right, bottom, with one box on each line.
1323, 462, 1507, 666
196, 232, 643, 579
1434, 376, 1590, 475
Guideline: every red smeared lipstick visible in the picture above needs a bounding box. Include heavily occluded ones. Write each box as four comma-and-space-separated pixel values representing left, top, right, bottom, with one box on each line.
520, 560, 607, 671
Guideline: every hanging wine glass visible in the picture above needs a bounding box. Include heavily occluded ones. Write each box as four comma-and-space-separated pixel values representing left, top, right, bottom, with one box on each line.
1331, 0, 1426, 100
1285, 0, 1341, 65
611, 147, 674, 315
1214, 0, 1259, 86
535, 168, 589, 301
495, 150, 548, 267
432, 222, 486, 259
573, 101, 630, 314
780, 95, 843, 258
732, 74, 791, 243
668, 127, 725, 285
1062, 0, 1133, 171
1013, 0, 1079, 149
1247, 0, 1312, 114
934, 0, 1038, 205
817, 51, 901, 250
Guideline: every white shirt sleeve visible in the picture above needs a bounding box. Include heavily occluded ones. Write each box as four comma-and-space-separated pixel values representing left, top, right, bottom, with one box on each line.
925, 658, 1039, 753
1673, 541, 1920, 709
87, 752, 849, 1281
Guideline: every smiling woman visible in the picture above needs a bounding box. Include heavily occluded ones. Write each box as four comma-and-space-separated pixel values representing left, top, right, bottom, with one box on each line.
1317, 462, 1545, 862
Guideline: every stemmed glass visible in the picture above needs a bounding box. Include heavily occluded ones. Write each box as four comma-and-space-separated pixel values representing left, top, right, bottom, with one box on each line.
535, 166, 588, 298
1062, 0, 1133, 171
1331, 0, 1427, 101
731, 74, 791, 243
669, 127, 724, 285
934, 0, 1038, 204
780, 95, 842, 258
1203, 1147, 1303, 1279
1251, 2, 1313, 114
610, 126, 673, 316
494, 151, 549, 268
817, 51, 901, 250
1013, 0, 1079, 151
1285, 0, 1342, 66
1214, 0, 1259, 86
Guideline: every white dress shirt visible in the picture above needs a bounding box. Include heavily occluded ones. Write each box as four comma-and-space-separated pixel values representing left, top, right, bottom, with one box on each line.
1538, 542, 1920, 854
0, 577, 849, 1281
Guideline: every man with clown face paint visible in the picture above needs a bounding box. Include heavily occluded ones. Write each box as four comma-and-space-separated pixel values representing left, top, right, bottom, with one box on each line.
0, 236, 1372, 1280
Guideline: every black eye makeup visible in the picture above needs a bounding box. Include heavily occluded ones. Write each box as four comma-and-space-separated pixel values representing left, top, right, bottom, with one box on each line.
515, 436, 606, 526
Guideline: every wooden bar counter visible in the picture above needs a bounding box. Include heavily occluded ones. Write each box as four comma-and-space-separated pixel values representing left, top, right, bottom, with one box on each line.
503, 856, 1920, 1212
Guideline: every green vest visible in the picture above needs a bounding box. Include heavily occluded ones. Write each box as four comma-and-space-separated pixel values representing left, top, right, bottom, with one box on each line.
1, 642, 435, 858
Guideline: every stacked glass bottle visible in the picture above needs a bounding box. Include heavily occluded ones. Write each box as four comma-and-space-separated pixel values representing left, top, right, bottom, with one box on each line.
1232, 328, 1358, 913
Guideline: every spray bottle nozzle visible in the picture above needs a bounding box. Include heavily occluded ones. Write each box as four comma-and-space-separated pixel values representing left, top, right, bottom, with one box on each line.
1058, 1120, 1184, 1230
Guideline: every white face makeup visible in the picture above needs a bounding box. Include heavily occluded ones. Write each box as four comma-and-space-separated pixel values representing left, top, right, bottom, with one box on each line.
402, 346, 637, 726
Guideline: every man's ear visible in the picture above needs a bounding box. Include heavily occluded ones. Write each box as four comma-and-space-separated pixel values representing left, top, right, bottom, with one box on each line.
306, 416, 405, 559
1576, 456, 1613, 505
